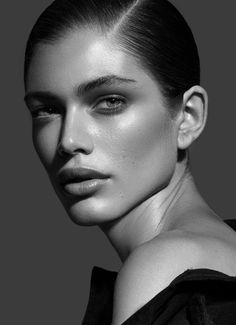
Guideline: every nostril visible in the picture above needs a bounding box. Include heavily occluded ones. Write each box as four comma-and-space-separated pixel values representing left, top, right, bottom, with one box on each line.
57, 143, 78, 157
57, 137, 75, 157
57, 142, 70, 157
57, 139, 93, 157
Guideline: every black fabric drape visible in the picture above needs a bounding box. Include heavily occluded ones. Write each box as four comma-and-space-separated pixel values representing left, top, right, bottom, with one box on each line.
82, 219, 236, 325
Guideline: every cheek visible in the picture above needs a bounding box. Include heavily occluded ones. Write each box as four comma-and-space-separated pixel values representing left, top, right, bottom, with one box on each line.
106, 109, 177, 185
32, 122, 60, 168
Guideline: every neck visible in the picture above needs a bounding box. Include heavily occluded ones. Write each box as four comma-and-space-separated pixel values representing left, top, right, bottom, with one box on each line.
100, 161, 206, 263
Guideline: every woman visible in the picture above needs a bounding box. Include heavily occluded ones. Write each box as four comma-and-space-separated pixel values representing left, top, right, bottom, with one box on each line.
24, 0, 236, 324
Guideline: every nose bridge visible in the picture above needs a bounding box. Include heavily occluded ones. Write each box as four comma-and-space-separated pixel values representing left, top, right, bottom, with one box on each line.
58, 103, 93, 156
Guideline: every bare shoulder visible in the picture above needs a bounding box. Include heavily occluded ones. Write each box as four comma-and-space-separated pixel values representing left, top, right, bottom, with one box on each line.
112, 230, 206, 325
112, 227, 236, 324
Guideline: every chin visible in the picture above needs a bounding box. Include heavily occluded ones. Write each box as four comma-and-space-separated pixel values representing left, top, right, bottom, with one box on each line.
61, 196, 121, 226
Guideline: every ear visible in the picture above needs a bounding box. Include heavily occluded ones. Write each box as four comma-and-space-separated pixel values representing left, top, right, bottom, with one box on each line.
177, 85, 208, 150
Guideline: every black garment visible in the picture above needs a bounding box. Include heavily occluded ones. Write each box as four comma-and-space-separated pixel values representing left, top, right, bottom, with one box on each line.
82, 219, 236, 325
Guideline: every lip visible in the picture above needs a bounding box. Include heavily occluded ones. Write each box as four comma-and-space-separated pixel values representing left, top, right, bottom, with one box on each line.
58, 167, 109, 197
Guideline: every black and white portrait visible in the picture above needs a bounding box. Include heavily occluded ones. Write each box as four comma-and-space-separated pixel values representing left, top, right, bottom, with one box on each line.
2, 1, 236, 324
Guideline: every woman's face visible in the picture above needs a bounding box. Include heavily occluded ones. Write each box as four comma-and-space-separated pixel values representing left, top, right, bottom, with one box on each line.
25, 29, 179, 226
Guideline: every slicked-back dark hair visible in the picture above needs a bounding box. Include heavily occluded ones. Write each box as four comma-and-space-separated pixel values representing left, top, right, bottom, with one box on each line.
24, 0, 200, 108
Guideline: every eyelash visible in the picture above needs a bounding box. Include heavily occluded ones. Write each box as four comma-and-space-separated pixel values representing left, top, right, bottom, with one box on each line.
30, 95, 127, 120
31, 106, 60, 120
93, 95, 127, 114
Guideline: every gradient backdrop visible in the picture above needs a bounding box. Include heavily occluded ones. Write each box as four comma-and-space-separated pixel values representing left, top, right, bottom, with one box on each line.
2, 1, 235, 324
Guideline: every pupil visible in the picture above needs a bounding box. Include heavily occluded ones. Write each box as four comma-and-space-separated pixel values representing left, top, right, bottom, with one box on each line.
108, 98, 119, 106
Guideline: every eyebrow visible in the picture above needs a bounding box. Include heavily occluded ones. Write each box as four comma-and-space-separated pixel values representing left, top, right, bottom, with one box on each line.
24, 74, 137, 103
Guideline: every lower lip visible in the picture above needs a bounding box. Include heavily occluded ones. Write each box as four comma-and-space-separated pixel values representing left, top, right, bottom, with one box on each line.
62, 178, 108, 197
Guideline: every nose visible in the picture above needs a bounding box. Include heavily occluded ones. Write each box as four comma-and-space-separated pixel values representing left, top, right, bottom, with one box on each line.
57, 106, 94, 157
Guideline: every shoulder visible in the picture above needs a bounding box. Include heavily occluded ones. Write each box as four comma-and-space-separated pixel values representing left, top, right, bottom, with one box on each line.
112, 230, 204, 325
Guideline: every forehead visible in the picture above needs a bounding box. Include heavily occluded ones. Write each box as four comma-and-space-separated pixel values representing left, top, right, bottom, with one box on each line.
26, 28, 154, 93
28, 30, 137, 87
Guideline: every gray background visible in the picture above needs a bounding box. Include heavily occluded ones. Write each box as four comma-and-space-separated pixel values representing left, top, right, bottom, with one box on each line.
2, 1, 235, 324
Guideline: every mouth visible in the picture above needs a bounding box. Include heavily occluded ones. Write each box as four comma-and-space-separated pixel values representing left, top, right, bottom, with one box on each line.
58, 167, 109, 197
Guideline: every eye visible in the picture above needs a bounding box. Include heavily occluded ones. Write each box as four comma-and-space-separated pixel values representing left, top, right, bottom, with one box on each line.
30, 106, 61, 120
93, 96, 127, 114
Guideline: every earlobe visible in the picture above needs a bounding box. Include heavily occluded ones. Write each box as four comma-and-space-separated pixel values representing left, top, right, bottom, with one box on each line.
177, 85, 208, 150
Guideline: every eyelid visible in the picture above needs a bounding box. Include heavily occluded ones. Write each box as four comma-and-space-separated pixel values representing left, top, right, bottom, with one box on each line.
93, 94, 126, 107
92, 95, 127, 113
30, 105, 61, 119
27, 96, 64, 112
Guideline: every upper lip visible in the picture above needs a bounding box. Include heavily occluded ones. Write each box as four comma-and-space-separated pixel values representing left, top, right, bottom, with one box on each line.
58, 167, 109, 185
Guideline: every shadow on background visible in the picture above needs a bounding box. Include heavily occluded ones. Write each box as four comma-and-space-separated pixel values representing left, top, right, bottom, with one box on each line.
1, 1, 235, 324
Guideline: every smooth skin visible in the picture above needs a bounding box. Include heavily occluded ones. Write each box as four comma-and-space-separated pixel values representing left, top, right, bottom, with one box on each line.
25, 28, 236, 325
